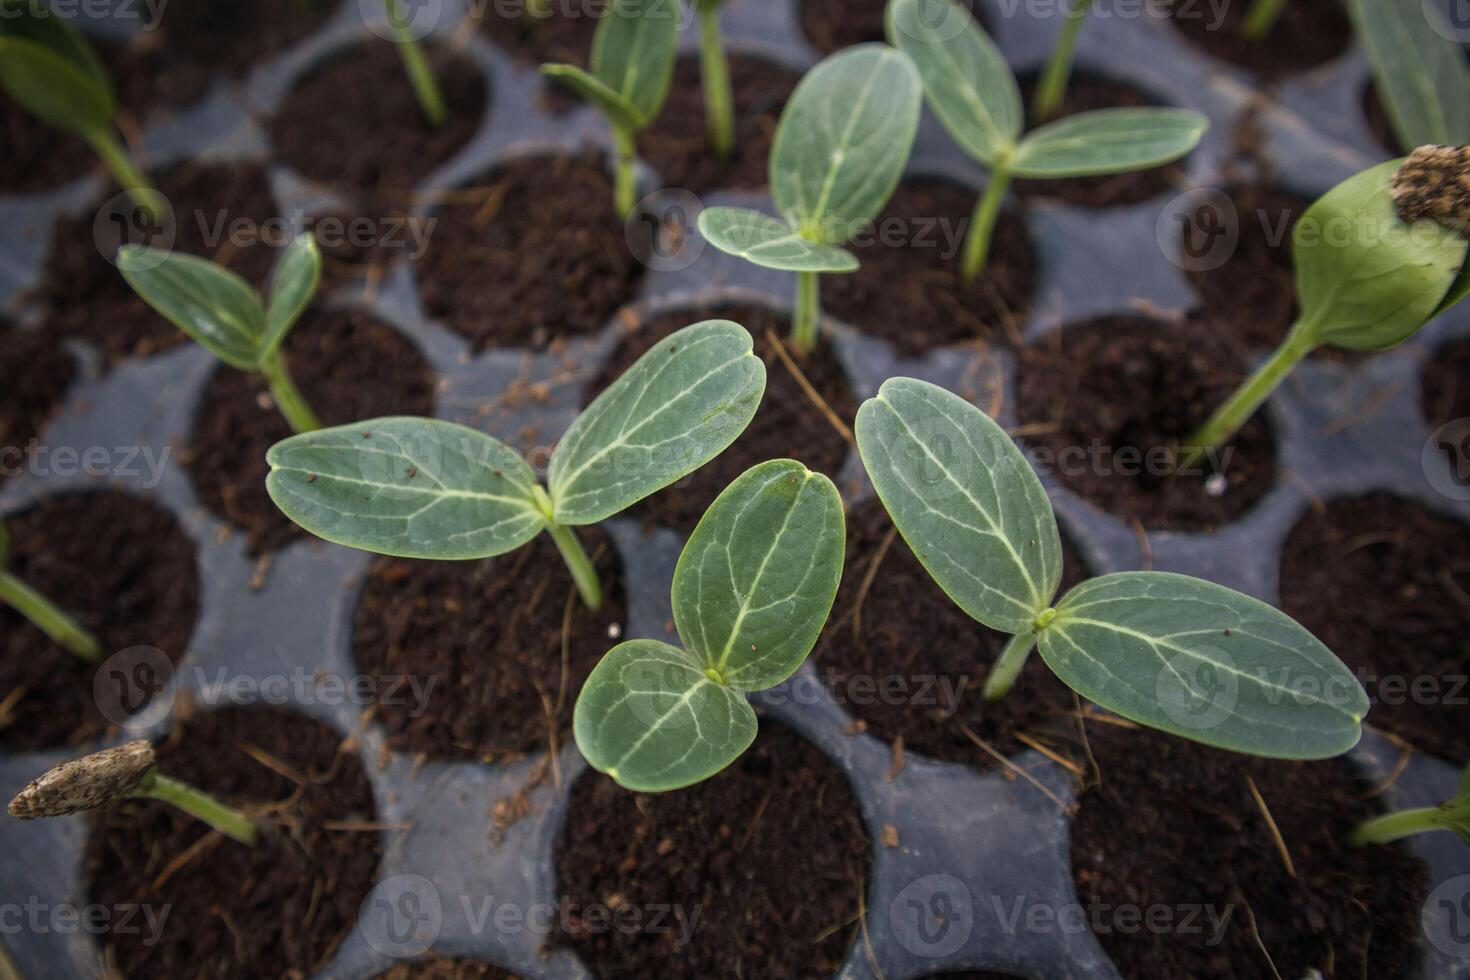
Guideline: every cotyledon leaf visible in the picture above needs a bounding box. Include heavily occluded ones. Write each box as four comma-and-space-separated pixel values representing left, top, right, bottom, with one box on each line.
585, 0, 679, 127
266, 417, 547, 560
1010, 108, 1209, 179
0, 3, 113, 134
1347, 0, 1470, 150
537, 64, 642, 132
697, 207, 860, 273
548, 320, 766, 526
672, 459, 845, 692
117, 245, 266, 371
1040, 572, 1368, 760
855, 377, 1061, 635
260, 234, 321, 360
574, 639, 758, 793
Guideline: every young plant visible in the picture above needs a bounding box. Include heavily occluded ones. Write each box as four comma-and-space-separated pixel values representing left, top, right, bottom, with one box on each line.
264, 319, 766, 611
1353, 762, 1470, 848
0, 0, 163, 216
540, 0, 680, 216
574, 459, 843, 791
0, 521, 100, 661
1346, 0, 1469, 153
1031, 0, 1093, 122
8, 740, 257, 845
1182, 147, 1470, 464
117, 234, 325, 435
1241, 0, 1286, 40
384, 0, 448, 126
697, 45, 922, 355
856, 376, 1369, 759
885, 0, 1206, 281
692, 0, 734, 160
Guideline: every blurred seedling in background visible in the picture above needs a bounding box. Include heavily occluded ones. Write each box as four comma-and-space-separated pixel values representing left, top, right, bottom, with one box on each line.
383, 0, 448, 126
1031, 0, 1093, 122
691, 0, 734, 160
1353, 762, 1470, 849
0, 521, 100, 662
1346, 0, 1469, 153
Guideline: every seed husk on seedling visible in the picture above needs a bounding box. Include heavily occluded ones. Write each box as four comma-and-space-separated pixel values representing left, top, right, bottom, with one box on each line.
1031, 0, 1093, 122
1353, 761, 1470, 848
885, 0, 1207, 281
117, 233, 325, 435
856, 376, 1370, 760
8, 740, 258, 845
540, 0, 680, 216
574, 458, 844, 791
264, 319, 766, 611
0, 520, 100, 661
383, 0, 448, 126
1181, 147, 1470, 465
1346, 0, 1469, 153
697, 44, 923, 355
0, 0, 163, 217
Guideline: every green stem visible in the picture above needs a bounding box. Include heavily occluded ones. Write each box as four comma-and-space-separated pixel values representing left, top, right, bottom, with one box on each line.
139, 773, 258, 846
1241, 0, 1287, 40
1032, 0, 1093, 121
612, 124, 638, 218
1179, 326, 1314, 468
983, 631, 1038, 701
526, 0, 551, 17
0, 571, 101, 662
792, 271, 821, 355
259, 351, 323, 435
547, 521, 603, 611
1352, 806, 1459, 846
386, 0, 447, 127
698, 4, 735, 162
961, 164, 1013, 284
83, 127, 164, 221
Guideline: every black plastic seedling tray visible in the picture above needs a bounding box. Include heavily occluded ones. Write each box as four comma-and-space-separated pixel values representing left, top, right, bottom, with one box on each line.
2, 0, 1468, 977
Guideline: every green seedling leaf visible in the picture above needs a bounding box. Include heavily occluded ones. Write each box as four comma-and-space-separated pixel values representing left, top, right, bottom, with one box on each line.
117, 246, 266, 370
548, 320, 766, 525
537, 65, 643, 131
0, 2, 113, 134
885, 0, 1021, 167
855, 377, 1061, 635
575, 459, 844, 791
1041, 572, 1369, 760
266, 417, 547, 559
770, 44, 923, 244
1010, 108, 1209, 179
540, 0, 678, 130
697, 207, 860, 273
1347, 0, 1470, 150
262, 234, 322, 360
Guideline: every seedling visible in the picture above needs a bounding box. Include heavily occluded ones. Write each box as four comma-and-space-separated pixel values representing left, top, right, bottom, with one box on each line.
1031, 0, 1093, 122
384, 0, 448, 126
541, 0, 680, 216
886, 0, 1206, 281
0, 0, 163, 216
574, 459, 844, 791
1353, 762, 1470, 848
856, 377, 1369, 759
697, 45, 922, 355
117, 234, 325, 435
1347, 0, 1469, 152
1182, 147, 1470, 464
264, 319, 766, 611
1240, 0, 1286, 39
693, 0, 734, 160
0, 520, 100, 661
8, 740, 257, 845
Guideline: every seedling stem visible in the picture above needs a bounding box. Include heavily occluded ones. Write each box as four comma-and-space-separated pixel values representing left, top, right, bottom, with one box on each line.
1032, 0, 1093, 121
259, 350, 324, 435
1352, 805, 1461, 846
139, 772, 258, 846
612, 124, 638, 217
85, 128, 164, 220
793, 271, 821, 355
386, 0, 448, 126
547, 521, 603, 611
962, 163, 1013, 283
1180, 324, 1315, 467
983, 629, 1039, 700
1242, 0, 1287, 39
0, 571, 100, 661
697, 2, 735, 161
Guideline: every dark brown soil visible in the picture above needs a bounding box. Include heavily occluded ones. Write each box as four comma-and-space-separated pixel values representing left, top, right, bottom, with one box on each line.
476, 3, 600, 113
0, 321, 75, 480
1072, 724, 1428, 980
187, 308, 436, 556
800, 0, 990, 54
351, 527, 626, 762
1165, 0, 1352, 77
554, 723, 871, 978
0, 492, 198, 752
587, 304, 856, 535
822, 180, 1038, 357
0, 95, 97, 195
639, 54, 800, 195
85, 705, 382, 980
1422, 336, 1470, 430
34, 160, 282, 363
816, 500, 1088, 769
1015, 74, 1189, 208
414, 153, 644, 349
1014, 315, 1278, 531
374, 959, 521, 980
1280, 494, 1470, 765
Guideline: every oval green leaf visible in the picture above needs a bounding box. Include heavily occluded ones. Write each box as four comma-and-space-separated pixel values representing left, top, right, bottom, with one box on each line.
1347, 0, 1470, 150
261, 234, 321, 359
697, 207, 860, 273
0, 4, 112, 134
548, 320, 766, 525
770, 44, 922, 244
855, 377, 1061, 634
1041, 572, 1368, 760
538, 64, 642, 131
266, 417, 547, 559
885, 0, 1021, 167
590, 0, 679, 127
1010, 108, 1208, 179
673, 459, 845, 692
117, 245, 265, 370
574, 639, 758, 792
